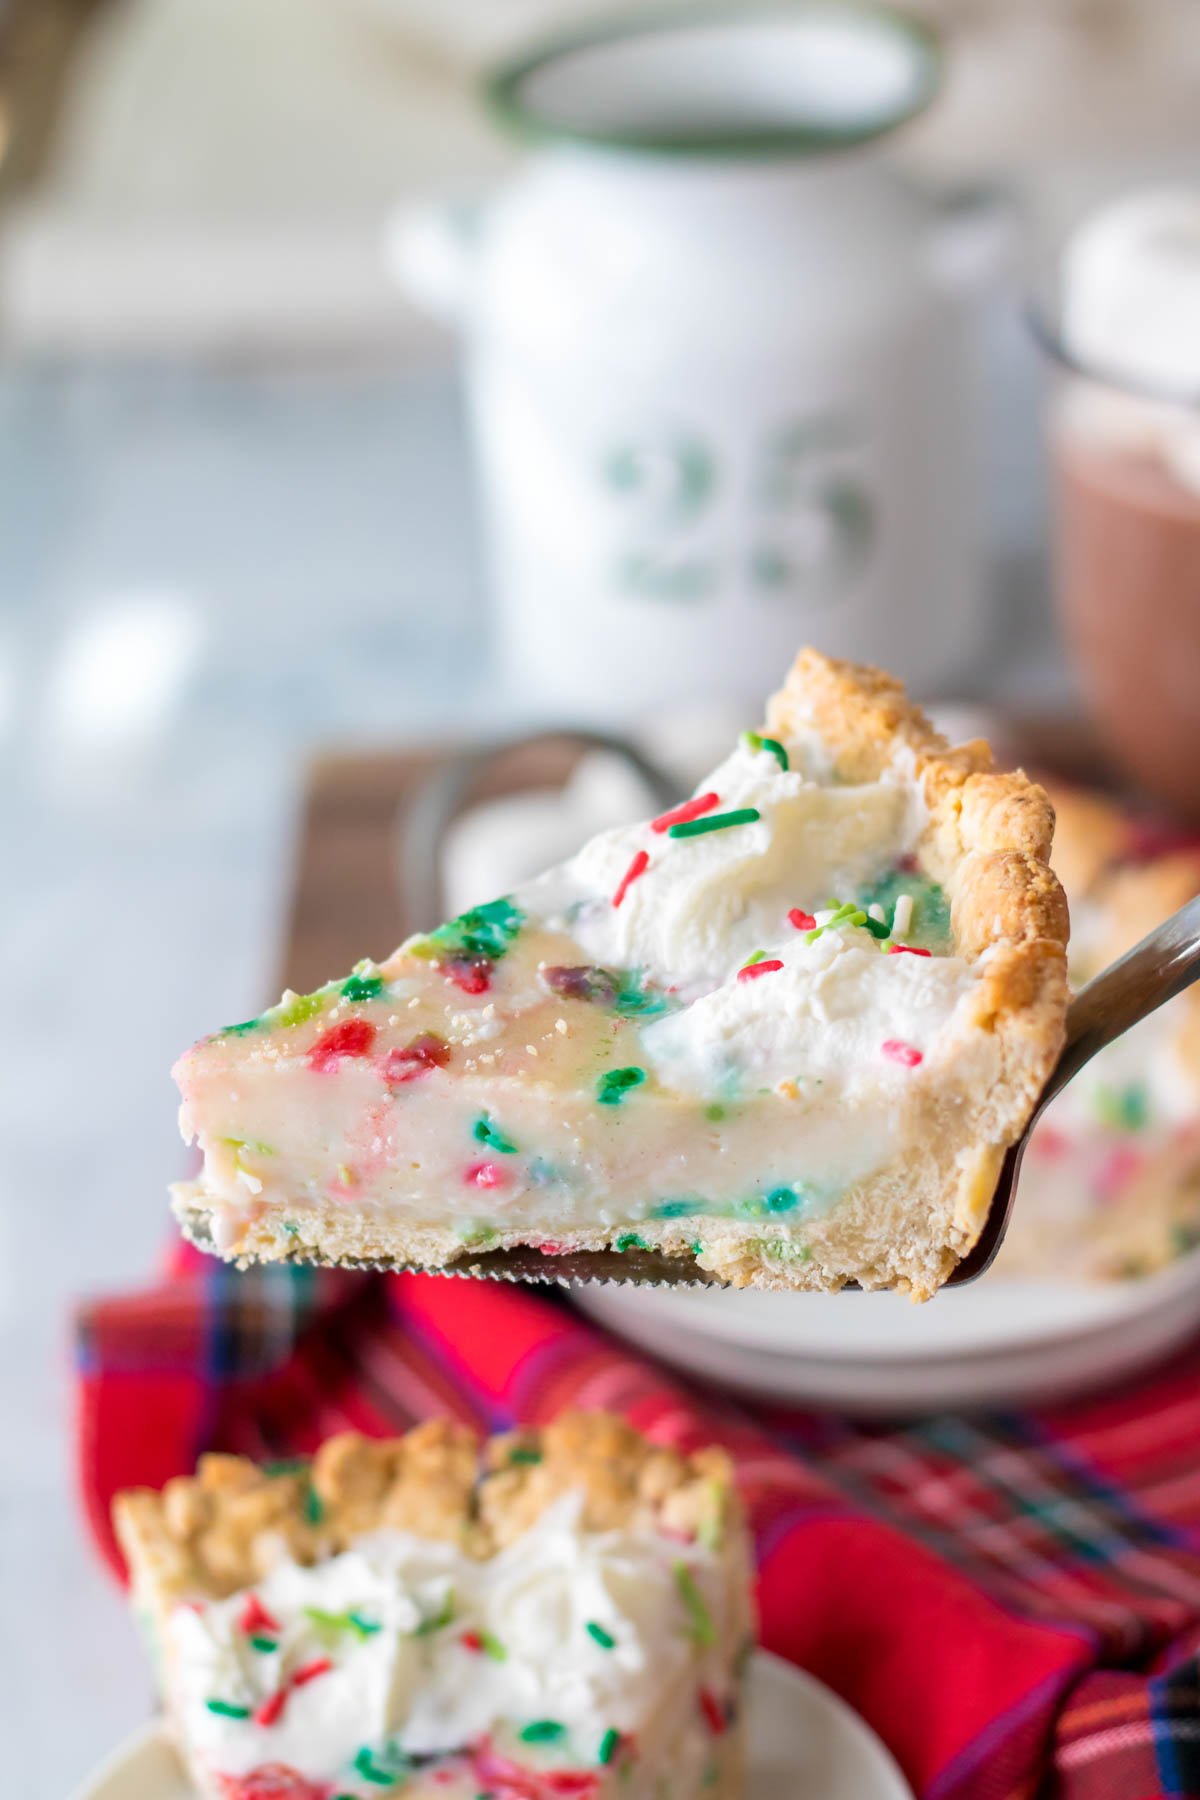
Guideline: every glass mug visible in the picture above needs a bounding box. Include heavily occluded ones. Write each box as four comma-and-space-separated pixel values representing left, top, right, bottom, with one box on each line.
1043, 326, 1200, 819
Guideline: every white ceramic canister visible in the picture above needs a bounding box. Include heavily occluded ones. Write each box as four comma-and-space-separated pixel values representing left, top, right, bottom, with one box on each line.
396, 3, 994, 721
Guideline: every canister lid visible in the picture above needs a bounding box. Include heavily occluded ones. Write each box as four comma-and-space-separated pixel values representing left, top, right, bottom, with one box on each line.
485, 3, 941, 160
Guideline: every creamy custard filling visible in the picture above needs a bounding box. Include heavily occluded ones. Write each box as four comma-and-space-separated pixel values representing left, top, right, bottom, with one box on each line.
166, 1497, 738, 1800
175, 731, 976, 1256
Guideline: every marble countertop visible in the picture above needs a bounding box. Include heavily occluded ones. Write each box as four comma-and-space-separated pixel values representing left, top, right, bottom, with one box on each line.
0, 354, 1065, 1791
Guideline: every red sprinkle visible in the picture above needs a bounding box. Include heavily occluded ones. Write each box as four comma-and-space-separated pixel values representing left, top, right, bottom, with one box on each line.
1097, 1143, 1146, 1201
1031, 1125, 1071, 1160
612, 849, 650, 909
888, 944, 931, 958
238, 1594, 282, 1637
460, 1630, 485, 1653
253, 1689, 289, 1729
538, 1241, 571, 1256
881, 1039, 923, 1068
787, 909, 816, 931
380, 1033, 451, 1085
307, 1018, 376, 1073
698, 1687, 727, 1735
651, 792, 720, 834
289, 1658, 332, 1689
472, 1745, 599, 1800
215, 1769, 326, 1800
466, 1161, 507, 1190
737, 958, 783, 982
445, 957, 491, 995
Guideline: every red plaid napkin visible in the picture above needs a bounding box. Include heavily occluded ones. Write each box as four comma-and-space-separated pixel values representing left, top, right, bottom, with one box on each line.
77, 1248, 1200, 1800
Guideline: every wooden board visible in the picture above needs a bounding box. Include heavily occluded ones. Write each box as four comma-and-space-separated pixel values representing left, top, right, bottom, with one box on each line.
277, 737, 615, 996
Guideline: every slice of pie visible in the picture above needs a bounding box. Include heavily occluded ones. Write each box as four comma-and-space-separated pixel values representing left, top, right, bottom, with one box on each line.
171, 649, 1069, 1298
113, 1414, 754, 1800
996, 784, 1200, 1283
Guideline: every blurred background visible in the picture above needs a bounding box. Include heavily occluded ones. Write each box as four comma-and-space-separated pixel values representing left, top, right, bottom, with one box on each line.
2, 0, 1200, 1787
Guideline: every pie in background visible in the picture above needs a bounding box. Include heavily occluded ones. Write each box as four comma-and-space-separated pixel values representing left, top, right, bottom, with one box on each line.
996, 783, 1200, 1282
113, 1414, 754, 1800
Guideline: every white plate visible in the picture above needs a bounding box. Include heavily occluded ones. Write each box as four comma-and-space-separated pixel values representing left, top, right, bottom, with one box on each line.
576, 1251, 1200, 1413
72, 1652, 912, 1800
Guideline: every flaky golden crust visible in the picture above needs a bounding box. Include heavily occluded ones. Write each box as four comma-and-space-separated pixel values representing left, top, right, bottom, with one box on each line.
113, 1413, 743, 1609
767, 650, 1071, 1288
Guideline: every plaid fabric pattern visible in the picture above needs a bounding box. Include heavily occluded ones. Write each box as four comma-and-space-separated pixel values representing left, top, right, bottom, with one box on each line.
76, 1248, 1200, 1800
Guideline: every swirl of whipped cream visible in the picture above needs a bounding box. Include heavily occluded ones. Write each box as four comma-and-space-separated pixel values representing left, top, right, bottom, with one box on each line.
167, 1495, 726, 1786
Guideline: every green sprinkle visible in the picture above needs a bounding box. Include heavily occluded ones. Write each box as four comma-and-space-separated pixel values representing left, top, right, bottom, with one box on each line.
220, 1017, 262, 1037
614, 973, 671, 1019
520, 1720, 566, 1744
598, 1066, 646, 1106
599, 1727, 621, 1765
652, 1199, 699, 1219
862, 914, 891, 940
615, 1233, 649, 1253
691, 1241, 705, 1255
426, 896, 524, 964
263, 1458, 308, 1478
249, 1634, 277, 1653
354, 1748, 399, 1786
348, 1611, 381, 1638
1095, 1084, 1150, 1132
414, 1591, 455, 1636
804, 899, 865, 941
673, 1562, 716, 1647
479, 1628, 507, 1662
509, 1445, 542, 1466
205, 1699, 250, 1719
741, 730, 789, 772
341, 973, 385, 1003
472, 1113, 518, 1154
760, 1239, 812, 1263
705, 1104, 725, 1122
305, 1606, 348, 1635
764, 1187, 800, 1214
273, 988, 329, 1030
304, 1485, 325, 1525
697, 1507, 724, 1552
220, 1136, 275, 1157
587, 1621, 616, 1649
669, 807, 760, 840
743, 949, 767, 966
458, 1222, 499, 1248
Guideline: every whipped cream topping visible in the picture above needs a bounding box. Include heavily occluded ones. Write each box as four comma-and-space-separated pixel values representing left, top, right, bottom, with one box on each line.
526, 735, 928, 990
642, 926, 974, 1097
1060, 189, 1200, 494
168, 1496, 729, 1792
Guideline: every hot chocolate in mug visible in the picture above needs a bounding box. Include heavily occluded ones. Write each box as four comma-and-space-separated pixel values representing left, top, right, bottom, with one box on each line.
396, 3, 998, 720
